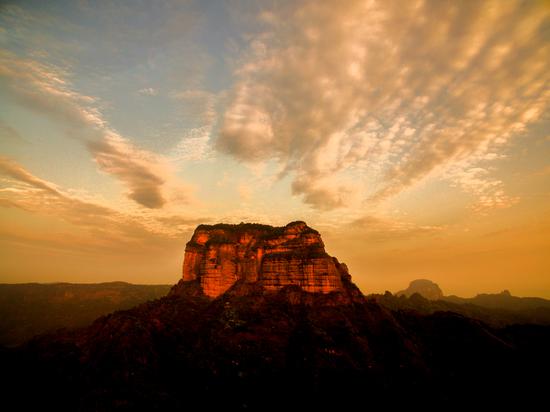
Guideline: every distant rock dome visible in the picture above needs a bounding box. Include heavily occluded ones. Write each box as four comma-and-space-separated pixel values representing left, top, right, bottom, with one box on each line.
396, 279, 444, 300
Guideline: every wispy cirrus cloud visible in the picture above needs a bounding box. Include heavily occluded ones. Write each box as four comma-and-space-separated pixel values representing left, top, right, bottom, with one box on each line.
0, 157, 203, 250
137, 87, 157, 96
218, 0, 549, 211
169, 89, 220, 162
0, 156, 117, 228
0, 50, 188, 209
0, 156, 61, 197
447, 166, 519, 214
349, 215, 443, 242
170, 125, 214, 162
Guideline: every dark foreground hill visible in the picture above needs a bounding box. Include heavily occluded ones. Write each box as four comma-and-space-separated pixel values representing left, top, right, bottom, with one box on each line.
0, 282, 171, 346
1, 280, 549, 410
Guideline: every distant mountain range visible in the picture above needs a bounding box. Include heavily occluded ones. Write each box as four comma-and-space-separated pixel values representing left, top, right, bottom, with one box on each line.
390, 279, 550, 327
444, 289, 550, 311
0, 282, 171, 346
1, 279, 548, 347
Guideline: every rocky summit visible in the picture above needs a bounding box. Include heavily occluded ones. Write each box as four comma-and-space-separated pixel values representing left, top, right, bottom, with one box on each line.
179, 221, 351, 297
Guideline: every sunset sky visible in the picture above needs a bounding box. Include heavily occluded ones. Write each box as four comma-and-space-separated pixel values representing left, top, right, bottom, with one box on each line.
1, 0, 549, 297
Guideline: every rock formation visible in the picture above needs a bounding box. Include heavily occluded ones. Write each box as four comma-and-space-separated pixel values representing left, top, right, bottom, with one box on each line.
396, 279, 444, 300
181, 221, 351, 297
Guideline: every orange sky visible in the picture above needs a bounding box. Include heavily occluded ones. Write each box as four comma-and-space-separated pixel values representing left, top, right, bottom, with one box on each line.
1, 0, 549, 297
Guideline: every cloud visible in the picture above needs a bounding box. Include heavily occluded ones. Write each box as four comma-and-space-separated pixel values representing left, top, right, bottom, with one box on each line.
0, 50, 184, 208
170, 125, 213, 162
291, 174, 349, 210
0, 156, 115, 223
447, 166, 519, 214
169, 89, 219, 162
0, 156, 61, 196
0, 157, 202, 250
88, 134, 167, 209
218, 0, 550, 210
348, 215, 443, 242
138, 87, 157, 96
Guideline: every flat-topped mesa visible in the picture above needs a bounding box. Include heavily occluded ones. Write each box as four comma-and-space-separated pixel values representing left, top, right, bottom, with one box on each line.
182, 221, 351, 298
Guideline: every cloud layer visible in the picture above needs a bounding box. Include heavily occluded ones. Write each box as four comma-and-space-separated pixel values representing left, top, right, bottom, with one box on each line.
218, 0, 549, 210
0, 51, 175, 208
0, 157, 202, 249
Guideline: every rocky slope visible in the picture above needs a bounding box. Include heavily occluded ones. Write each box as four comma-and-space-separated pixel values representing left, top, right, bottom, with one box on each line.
180, 221, 350, 297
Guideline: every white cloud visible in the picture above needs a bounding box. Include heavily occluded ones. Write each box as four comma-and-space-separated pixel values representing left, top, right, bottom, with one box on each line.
217, 0, 549, 211
170, 126, 213, 162
447, 166, 519, 214
137, 87, 157, 96
169, 89, 219, 162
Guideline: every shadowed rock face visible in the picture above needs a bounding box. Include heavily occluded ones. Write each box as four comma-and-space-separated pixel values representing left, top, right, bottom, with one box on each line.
181, 221, 351, 297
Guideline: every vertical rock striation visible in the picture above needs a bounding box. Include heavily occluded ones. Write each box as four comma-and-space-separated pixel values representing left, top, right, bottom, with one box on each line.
181, 221, 351, 297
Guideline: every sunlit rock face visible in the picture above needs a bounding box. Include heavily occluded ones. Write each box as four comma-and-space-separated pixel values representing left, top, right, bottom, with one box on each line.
182, 221, 350, 297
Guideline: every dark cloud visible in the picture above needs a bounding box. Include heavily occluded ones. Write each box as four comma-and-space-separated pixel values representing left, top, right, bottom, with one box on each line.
291, 175, 346, 210
88, 138, 166, 209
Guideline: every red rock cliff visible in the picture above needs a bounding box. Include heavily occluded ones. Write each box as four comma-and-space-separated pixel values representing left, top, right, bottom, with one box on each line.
181, 221, 351, 297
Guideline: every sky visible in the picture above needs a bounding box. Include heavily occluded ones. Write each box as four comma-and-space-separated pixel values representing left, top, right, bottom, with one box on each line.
0, 0, 549, 297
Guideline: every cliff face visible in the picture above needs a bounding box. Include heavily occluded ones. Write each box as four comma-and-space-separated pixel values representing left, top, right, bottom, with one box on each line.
181, 221, 350, 297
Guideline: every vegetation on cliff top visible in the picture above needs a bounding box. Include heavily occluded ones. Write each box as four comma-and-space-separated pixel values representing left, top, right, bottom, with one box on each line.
193, 221, 319, 244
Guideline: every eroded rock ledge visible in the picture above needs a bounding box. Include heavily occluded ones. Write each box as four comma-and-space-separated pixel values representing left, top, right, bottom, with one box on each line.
179, 221, 351, 297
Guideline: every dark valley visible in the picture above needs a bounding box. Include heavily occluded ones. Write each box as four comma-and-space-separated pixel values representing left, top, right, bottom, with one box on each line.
0, 282, 171, 347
